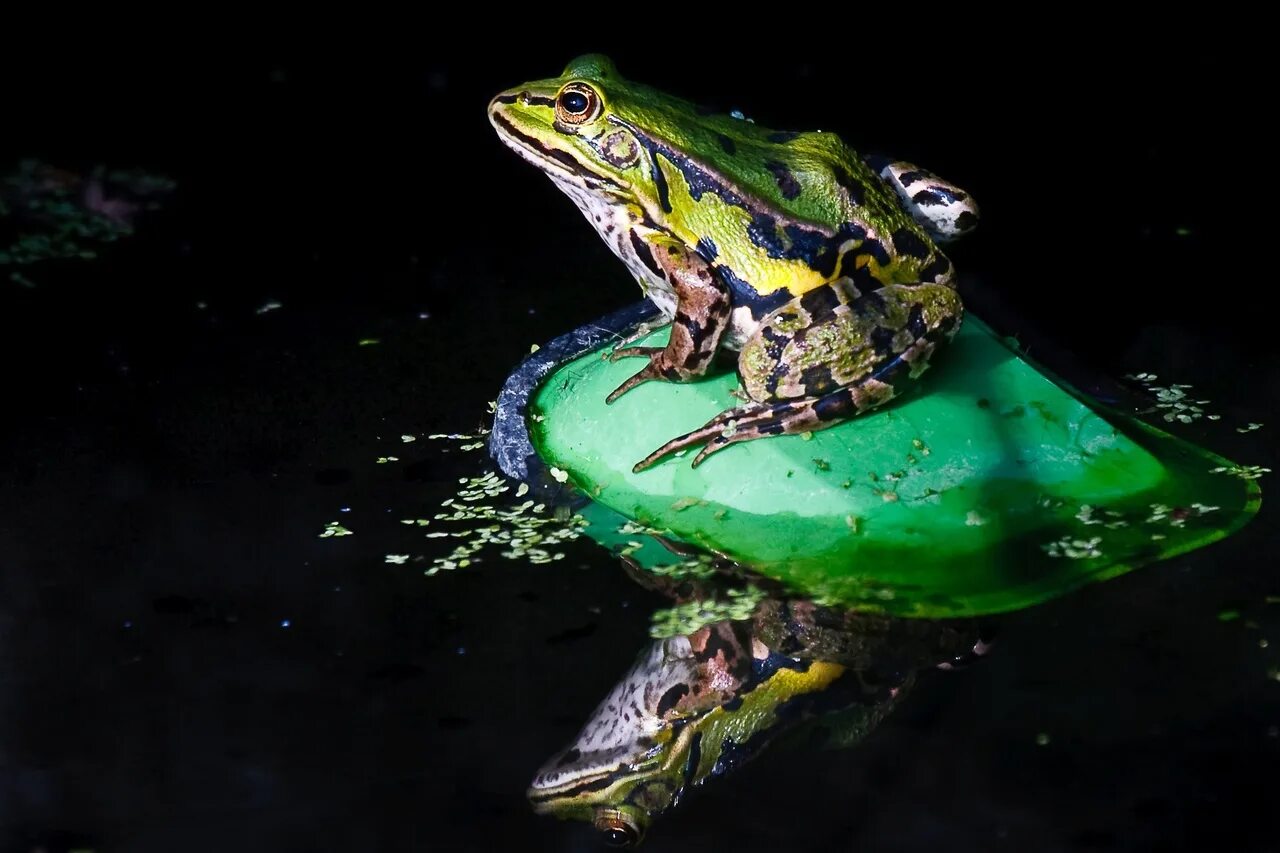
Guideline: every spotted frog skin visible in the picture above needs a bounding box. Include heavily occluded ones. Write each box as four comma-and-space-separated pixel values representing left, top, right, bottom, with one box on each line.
489, 55, 978, 471
528, 594, 987, 848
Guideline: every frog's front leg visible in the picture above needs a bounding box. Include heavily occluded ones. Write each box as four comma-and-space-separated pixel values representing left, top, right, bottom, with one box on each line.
633, 281, 962, 471
606, 237, 731, 403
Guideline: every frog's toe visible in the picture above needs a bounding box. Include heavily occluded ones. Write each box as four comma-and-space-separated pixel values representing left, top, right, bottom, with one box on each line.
609, 345, 663, 363
689, 432, 759, 468
631, 404, 769, 472
688, 415, 806, 468
606, 363, 665, 404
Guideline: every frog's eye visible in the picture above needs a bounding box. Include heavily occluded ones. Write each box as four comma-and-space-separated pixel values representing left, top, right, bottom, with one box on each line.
602, 826, 636, 848
595, 809, 642, 848
556, 83, 602, 126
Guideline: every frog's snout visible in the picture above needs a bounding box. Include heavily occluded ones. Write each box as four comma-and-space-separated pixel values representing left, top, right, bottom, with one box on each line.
487, 90, 516, 120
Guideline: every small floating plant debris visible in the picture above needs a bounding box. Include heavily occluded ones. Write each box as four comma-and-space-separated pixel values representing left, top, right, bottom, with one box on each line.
1211, 464, 1270, 481
648, 585, 765, 638
426, 431, 488, 452
319, 521, 353, 538
394, 460, 588, 574
1125, 373, 1222, 423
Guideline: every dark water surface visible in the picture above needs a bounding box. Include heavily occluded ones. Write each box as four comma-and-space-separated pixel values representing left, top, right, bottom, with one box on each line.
1, 45, 1275, 852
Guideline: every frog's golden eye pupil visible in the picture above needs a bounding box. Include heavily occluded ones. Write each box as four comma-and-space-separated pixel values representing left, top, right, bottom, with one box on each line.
555, 84, 600, 126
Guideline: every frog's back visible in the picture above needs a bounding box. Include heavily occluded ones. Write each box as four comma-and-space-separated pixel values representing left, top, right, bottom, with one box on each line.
612, 86, 913, 236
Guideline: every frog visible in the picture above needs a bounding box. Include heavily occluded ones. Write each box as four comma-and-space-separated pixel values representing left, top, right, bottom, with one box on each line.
527, 589, 989, 848
489, 55, 978, 472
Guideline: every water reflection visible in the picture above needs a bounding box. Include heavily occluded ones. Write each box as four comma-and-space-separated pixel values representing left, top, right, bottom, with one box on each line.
528, 549, 989, 848
488, 301, 1258, 848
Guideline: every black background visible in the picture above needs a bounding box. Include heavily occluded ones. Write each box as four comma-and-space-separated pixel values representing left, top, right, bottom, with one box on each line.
1, 35, 1276, 853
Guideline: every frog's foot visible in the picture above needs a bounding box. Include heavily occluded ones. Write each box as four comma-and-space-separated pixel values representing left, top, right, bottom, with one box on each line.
632, 384, 894, 473
606, 349, 695, 403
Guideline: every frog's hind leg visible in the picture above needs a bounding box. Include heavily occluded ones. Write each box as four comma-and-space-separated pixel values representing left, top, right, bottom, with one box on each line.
633, 282, 962, 472
632, 383, 892, 472
870, 158, 979, 244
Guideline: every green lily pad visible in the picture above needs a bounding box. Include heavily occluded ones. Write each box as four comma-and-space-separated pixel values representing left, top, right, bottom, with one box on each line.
530, 317, 1260, 617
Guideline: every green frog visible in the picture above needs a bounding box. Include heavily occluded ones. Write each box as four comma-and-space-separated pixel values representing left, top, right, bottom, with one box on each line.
489, 55, 978, 472
527, 588, 987, 848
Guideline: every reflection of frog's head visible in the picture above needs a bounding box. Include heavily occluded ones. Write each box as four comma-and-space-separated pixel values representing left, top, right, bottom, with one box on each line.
527, 622, 849, 848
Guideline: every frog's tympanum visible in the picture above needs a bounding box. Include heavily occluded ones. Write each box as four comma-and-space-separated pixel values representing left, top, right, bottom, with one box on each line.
490, 55, 979, 471
528, 587, 985, 848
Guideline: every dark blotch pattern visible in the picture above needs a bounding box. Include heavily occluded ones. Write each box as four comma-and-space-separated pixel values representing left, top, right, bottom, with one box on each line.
955, 211, 979, 231
836, 168, 867, 207
799, 286, 840, 317
870, 325, 897, 356
719, 262, 790, 319
765, 160, 802, 200
657, 684, 690, 717
846, 262, 884, 292
747, 214, 843, 277
892, 228, 933, 260
696, 236, 719, 262
851, 290, 888, 318
799, 364, 836, 394
717, 134, 737, 154
767, 131, 800, 143
814, 390, 854, 421
898, 169, 931, 187
682, 733, 704, 789
920, 256, 952, 282
630, 231, 663, 278
759, 326, 790, 361
906, 303, 927, 337
911, 189, 944, 206
675, 309, 707, 341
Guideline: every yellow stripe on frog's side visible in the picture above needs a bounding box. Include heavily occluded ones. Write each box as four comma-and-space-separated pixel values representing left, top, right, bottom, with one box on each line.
682, 659, 847, 781
658, 156, 833, 297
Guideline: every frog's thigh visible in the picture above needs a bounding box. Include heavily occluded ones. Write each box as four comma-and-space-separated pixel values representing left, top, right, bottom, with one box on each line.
739, 283, 963, 404
873, 159, 979, 243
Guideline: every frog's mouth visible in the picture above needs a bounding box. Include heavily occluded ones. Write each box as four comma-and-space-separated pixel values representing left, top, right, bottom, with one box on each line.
488, 103, 630, 196
527, 746, 663, 813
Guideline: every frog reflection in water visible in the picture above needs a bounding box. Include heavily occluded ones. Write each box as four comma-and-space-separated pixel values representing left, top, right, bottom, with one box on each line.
528, 559, 989, 848
489, 55, 978, 471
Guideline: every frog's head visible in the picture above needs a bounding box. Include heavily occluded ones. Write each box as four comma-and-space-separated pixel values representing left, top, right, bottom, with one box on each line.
527, 624, 846, 847
488, 54, 681, 216
526, 635, 711, 848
